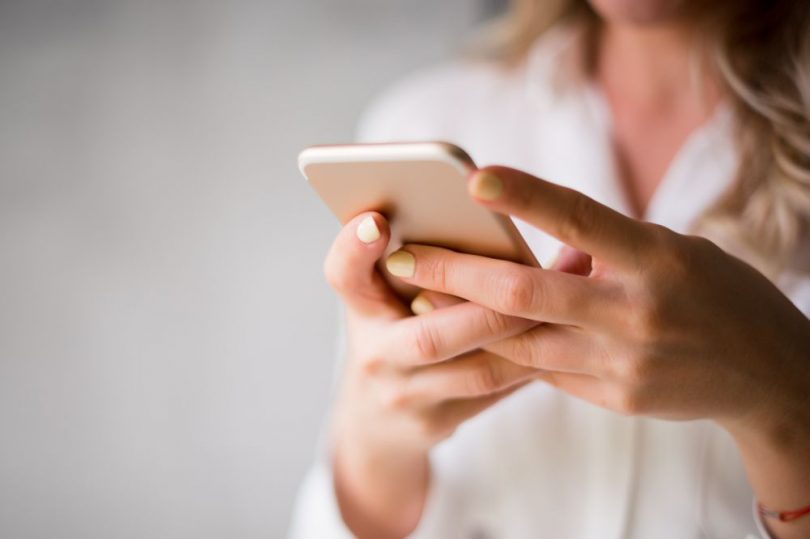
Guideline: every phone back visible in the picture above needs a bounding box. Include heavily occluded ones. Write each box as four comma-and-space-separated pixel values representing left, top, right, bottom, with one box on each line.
299, 142, 538, 299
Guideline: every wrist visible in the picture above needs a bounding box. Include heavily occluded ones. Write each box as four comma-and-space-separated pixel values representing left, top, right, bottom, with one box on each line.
720, 367, 810, 466
721, 317, 810, 448
717, 334, 810, 539
332, 434, 429, 539
722, 404, 810, 464
330, 404, 430, 538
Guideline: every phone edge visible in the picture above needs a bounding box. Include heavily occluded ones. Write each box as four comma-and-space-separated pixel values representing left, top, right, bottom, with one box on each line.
297, 141, 475, 179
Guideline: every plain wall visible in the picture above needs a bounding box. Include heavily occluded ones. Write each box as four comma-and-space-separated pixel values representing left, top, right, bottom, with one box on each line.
0, 1, 482, 536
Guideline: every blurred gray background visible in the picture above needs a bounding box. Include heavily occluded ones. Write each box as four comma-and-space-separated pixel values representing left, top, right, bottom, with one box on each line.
0, 0, 490, 536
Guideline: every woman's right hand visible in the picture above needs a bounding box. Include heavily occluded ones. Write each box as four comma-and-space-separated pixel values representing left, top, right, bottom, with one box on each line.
325, 212, 539, 538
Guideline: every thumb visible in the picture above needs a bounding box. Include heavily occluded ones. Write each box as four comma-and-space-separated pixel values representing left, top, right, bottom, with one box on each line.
324, 212, 408, 319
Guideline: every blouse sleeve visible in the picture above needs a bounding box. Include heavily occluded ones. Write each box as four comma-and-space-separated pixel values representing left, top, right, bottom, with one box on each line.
753, 498, 774, 539
288, 433, 462, 539
287, 460, 355, 539
287, 307, 355, 539
782, 270, 810, 319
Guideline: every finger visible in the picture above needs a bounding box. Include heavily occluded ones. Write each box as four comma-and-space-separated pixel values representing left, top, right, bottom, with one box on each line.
483, 324, 602, 375
422, 380, 532, 439
409, 290, 465, 315
324, 212, 407, 319
534, 370, 609, 408
468, 166, 653, 267
539, 371, 657, 417
401, 350, 538, 404
386, 244, 614, 326
381, 301, 539, 366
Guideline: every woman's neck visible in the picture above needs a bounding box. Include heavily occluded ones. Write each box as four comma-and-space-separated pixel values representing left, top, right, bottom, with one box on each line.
595, 21, 719, 112
592, 20, 722, 218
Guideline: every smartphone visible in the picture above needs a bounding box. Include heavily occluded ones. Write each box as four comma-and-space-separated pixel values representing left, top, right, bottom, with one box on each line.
298, 141, 539, 300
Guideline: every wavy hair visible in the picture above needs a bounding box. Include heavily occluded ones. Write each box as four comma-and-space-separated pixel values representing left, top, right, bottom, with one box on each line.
472, 0, 810, 275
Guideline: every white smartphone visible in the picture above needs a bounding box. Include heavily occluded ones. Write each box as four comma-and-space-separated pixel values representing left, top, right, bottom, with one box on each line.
298, 141, 539, 300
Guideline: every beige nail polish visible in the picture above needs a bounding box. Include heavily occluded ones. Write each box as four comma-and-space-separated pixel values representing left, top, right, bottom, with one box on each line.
410, 294, 434, 315
356, 215, 380, 244
386, 250, 415, 277
470, 171, 503, 200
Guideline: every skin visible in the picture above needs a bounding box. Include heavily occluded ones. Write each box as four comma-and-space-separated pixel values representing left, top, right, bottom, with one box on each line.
596, 17, 723, 216
326, 212, 539, 538
326, 1, 810, 537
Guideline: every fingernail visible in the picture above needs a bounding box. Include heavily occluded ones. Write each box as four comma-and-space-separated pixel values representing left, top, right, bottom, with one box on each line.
470, 171, 503, 201
356, 215, 380, 244
385, 250, 415, 278
410, 294, 434, 315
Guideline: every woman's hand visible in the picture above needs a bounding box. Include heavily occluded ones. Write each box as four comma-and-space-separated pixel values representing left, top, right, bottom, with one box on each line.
386, 166, 810, 537
387, 165, 809, 425
324, 211, 540, 538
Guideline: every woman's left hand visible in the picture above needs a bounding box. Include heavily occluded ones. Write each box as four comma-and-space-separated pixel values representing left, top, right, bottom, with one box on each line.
387, 165, 810, 536
385, 165, 810, 432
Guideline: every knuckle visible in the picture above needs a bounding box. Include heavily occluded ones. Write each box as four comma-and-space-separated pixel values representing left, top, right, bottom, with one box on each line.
359, 355, 386, 377
645, 223, 674, 251
379, 386, 410, 411
413, 414, 454, 441
635, 223, 677, 270
413, 319, 443, 363
479, 307, 511, 337
466, 362, 503, 395
507, 333, 539, 367
558, 192, 597, 245
683, 234, 723, 273
498, 271, 537, 314
612, 355, 654, 386
692, 234, 723, 256
647, 226, 693, 279
426, 255, 450, 291
613, 387, 648, 416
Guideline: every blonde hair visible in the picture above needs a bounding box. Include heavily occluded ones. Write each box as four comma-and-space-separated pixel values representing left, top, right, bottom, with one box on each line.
473, 0, 810, 275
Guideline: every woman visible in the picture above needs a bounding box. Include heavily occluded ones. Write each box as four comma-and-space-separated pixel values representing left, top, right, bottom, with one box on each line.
291, 1, 810, 537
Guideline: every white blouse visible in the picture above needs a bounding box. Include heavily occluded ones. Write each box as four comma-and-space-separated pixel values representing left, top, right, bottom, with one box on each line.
289, 28, 810, 539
